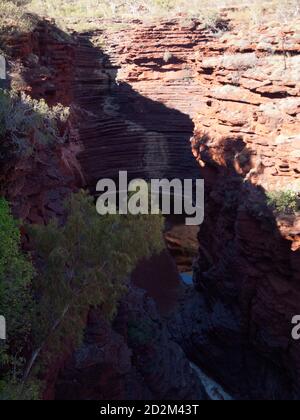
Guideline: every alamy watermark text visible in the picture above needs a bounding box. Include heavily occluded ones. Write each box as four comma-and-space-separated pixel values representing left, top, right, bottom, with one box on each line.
95, 171, 204, 226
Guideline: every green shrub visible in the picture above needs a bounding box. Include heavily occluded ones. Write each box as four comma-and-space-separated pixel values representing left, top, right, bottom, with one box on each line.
25, 191, 164, 385
266, 190, 300, 214
0, 90, 69, 165
0, 197, 34, 398
1, 191, 164, 398
0, 378, 40, 401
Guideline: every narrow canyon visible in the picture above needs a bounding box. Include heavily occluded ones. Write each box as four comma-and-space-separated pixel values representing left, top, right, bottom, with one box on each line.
1, 10, 300, 400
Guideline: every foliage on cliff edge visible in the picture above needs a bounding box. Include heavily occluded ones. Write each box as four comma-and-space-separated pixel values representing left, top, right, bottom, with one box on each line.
0, 90, 69, 168
0, 197, 35, 399
0, 192, 164, 399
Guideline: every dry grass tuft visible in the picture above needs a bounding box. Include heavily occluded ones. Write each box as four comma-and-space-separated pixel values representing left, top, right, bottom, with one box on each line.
27, 0, 300, 25
0, 1, 36, 34
0, 1, 299, 34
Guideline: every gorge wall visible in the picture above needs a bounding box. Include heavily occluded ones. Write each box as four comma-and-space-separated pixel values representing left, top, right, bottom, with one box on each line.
0, 20, 82, 224
1, 19, 207, 401
75, 17, 300, 398
188, 19, 300, 399
1, 13, 300, 400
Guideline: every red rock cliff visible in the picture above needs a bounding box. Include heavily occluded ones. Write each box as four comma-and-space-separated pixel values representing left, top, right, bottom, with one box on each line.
2, 14, 300, 400
1, 18, 207, 400
81, 16, 300, 399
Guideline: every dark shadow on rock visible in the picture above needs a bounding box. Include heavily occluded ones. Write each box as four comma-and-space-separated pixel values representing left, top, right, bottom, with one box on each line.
131, 249, 183, 316
72, 32, 300, 400
71, 33, 199, 189
7, 20, 206, 400
132, 55, 187, 70
170, 134, 300, 400
10, 19, 300, 401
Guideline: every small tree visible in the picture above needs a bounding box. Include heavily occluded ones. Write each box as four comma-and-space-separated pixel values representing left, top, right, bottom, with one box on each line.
0, 197, 34, 397
0, 90, 69, 166
266, 190, 300, 214
24, 190, 164, 383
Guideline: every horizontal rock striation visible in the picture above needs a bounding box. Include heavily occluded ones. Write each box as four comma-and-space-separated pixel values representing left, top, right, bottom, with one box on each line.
3, 14, 300, 400
2, 19, 209, 400
3, 19, 76, 106
0, 20, 84, 224
78, 18, 300, 399
181, 20, 300, 399
192, 21, 300, 192
74, 19, 212, 188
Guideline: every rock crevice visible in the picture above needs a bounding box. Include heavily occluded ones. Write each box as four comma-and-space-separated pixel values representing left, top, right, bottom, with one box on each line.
2, 15, 300, 400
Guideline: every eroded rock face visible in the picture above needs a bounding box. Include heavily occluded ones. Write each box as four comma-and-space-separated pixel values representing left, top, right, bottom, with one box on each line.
74, 22, 202, 186
2, 19, 208, 400
3, 15, 300, 400
91, 17, 300, 399
186, 21, 300, 399
131, 250, 183, 315
192, 21, 300, 193
55, 307, 151, 400
1, 20, 84, 224
4, 19, 75, 106
55, 287, 207, 401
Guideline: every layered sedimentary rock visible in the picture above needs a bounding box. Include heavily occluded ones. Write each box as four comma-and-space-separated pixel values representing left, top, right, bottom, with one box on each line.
1, 19, 207, 399
0, 19, 83, 224
2, 14, 300, 400
182, 20, 300, 399
84, 17, 300, 399
4, 18, 75, 106
74, 19, 209, 187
